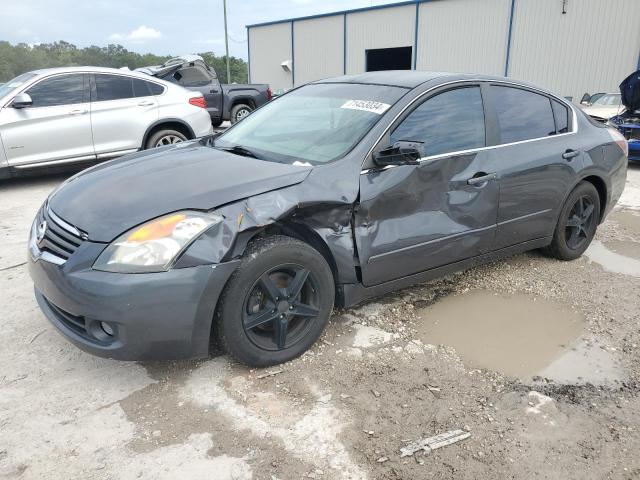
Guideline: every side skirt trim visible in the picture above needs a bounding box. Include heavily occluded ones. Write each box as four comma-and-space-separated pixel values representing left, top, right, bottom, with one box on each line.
340, 236, 551, 308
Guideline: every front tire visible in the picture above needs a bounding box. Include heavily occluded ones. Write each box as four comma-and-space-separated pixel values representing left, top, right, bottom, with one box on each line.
542, 182, 600, 260
230, 103, 252, 124
216, 235, 335, 367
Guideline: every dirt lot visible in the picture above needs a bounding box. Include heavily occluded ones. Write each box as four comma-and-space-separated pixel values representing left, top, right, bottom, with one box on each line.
1, 165, 640, 480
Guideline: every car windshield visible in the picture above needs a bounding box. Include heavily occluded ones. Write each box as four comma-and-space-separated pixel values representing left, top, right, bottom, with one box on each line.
592, 93, 621, 106
214, 83, 407, 164
0, 72, 37, 99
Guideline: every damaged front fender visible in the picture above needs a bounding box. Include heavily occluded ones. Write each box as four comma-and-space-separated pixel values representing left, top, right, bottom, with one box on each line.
173, 163, 362, 290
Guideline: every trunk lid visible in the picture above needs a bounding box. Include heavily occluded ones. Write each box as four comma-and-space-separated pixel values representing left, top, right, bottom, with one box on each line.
620, 70, 640, 112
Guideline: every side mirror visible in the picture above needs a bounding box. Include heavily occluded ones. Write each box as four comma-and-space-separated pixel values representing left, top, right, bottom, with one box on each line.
373, 140, 424, 167
580, 93, 591, 105
12, 93, 32, 109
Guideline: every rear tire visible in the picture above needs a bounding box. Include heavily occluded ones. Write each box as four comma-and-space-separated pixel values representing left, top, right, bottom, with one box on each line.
216, 235, 334, 367
145, 129, 187, 149
542, 182, 600, 260
211, 118, 223, 128
230, 103, 252, 124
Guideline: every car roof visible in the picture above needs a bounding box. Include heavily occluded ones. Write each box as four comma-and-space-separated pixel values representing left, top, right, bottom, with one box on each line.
314, 70, 540, 90
314, 70, 571, 102
314, 70, 452, 88
28, 66, 156, 79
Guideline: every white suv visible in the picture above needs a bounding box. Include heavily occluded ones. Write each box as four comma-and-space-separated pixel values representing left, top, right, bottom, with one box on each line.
0, 67, 213, 178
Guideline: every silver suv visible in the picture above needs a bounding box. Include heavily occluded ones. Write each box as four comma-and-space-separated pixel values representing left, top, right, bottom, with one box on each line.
0, 67, 213, 178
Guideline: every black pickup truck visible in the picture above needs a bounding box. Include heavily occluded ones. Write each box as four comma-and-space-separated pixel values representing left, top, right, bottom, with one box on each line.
137, 55, 271, 126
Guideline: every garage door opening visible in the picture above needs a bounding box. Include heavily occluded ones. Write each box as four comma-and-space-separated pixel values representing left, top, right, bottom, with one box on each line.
365, 46, 413, 72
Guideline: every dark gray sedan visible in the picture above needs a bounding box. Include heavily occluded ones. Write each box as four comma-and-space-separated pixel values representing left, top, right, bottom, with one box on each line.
28, 71, 628, 367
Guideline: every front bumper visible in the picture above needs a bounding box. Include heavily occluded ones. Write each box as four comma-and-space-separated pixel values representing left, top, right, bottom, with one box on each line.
28, 251, 239, 360
629, 140, 640, 162
615, 123, 640, 161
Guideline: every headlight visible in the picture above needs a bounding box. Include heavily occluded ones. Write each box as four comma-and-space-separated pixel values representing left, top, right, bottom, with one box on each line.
93, 211, 223, 273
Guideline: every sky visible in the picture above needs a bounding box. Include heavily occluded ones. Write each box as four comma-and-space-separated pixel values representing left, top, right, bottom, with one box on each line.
0, 0, 396, 60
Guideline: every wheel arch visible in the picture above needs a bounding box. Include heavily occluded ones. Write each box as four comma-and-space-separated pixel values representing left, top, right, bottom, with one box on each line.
230, 97, 256, 111
141, 118, 195, 149
581, 174, 608, 223
558, 173, 609, 225
226, 222, 343, 305
208, 224, 344, 353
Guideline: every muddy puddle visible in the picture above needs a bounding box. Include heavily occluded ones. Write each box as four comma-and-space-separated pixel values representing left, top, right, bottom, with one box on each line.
609, 209, 640, 232
604, 239, 640, 259
585, 240, 640, 277
416, 290, 624, 385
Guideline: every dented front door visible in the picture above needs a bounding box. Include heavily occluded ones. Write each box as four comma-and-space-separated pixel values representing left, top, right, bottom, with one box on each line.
354, 151, 499, 287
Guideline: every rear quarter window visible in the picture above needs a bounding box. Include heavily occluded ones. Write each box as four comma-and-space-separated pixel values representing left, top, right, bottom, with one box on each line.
552, 100, 570, 134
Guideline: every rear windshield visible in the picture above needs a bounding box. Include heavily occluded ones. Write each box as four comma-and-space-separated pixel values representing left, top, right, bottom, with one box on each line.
215, 83, 407, 164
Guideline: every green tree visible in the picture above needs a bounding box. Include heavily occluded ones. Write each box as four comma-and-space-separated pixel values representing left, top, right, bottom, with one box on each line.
0, 40, 248, 84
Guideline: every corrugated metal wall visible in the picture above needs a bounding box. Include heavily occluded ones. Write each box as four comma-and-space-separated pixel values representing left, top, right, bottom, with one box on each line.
345, 5, 415, 74
508, 0, 640, 101
416, 0, 510, 76
293, 15, 345, 86
248, 22, 292, 92
247, 0, 640, 98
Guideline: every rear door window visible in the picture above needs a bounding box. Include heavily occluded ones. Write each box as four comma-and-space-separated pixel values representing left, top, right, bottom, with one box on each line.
94, 75, 162, 101
95, 74, 134, 101
492, 85, 556, 143
132, 78, 152, 97
390, 86, 485, 157
26, 74, 85, 107
147, 82, 165, 95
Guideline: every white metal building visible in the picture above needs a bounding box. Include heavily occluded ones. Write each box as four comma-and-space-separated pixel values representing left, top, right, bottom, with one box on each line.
247, 0, 640, 101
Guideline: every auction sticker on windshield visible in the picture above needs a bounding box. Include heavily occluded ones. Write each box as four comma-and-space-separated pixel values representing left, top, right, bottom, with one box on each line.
340, 100, 391, 115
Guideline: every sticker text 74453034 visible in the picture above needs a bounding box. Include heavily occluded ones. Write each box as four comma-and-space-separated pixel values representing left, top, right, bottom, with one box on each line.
340, 100, 391, 115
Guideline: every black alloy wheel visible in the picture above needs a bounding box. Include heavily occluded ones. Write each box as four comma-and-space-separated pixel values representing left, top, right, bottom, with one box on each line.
565, 195, 596, 250
242, 264, 321, 351
542, 181, 600, 261
216, 235, 334, 367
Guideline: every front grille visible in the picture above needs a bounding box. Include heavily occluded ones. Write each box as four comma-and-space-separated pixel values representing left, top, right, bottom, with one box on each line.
37, 207, 85, 261
42, 295, 115, 345
43, 296, 87, 336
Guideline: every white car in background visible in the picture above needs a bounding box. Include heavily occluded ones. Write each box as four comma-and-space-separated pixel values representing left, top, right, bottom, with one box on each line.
580, 92, 624, 123
0, 67, 213, 179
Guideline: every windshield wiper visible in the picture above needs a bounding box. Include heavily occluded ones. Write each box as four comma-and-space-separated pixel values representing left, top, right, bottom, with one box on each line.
219, 144, 262, 159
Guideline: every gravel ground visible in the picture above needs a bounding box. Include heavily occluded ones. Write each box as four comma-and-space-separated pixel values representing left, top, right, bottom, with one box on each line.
1, 165, 640, 480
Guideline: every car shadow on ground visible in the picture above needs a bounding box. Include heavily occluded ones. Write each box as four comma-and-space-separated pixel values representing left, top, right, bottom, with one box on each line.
1, 172, 73, 192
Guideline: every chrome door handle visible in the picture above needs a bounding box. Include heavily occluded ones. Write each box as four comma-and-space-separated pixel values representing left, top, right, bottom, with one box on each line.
138, 100, 155, 106
68, 109, 88, 115
467, 172, 497, 185
562, 149, 580, 160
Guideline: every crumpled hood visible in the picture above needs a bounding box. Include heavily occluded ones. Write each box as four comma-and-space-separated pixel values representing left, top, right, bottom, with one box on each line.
49, 141, 312, 242
620, 70, 640, 111
581, 104, 622, 119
